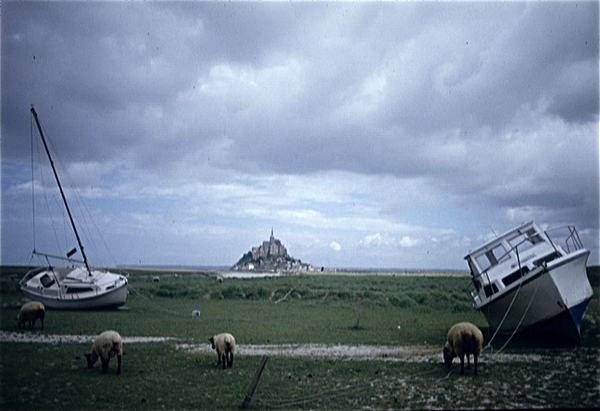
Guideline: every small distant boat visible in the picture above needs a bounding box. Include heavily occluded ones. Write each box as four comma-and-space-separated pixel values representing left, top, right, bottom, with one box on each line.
465, 221, 593, 342
20, 106, 128, 309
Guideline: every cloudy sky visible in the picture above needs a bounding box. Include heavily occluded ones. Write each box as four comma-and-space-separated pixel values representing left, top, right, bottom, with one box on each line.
2, 1, 598, 270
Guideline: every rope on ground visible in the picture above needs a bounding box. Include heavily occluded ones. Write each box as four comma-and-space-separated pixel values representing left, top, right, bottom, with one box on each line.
254, 378, 383, 409
128, 286, 189, 318
439, 368, 456, 380
274, 287, 293, 304
255, 361, 447, 409
128, 286, 275, 325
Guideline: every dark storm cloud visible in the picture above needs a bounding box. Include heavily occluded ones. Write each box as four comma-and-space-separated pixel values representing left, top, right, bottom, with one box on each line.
2, 1, 598, 267
4, 2, 596, 174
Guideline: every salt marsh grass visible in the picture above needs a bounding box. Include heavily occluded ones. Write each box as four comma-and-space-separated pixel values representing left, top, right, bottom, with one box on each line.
1, 267, 598, 409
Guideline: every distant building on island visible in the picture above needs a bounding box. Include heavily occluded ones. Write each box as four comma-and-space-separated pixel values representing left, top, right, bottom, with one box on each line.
231, 229, 313, 273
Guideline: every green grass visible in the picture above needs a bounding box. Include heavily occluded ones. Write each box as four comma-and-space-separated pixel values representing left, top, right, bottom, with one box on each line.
0, 342, 254, 410
1, 267, 598, 410
1, 273, 486, 346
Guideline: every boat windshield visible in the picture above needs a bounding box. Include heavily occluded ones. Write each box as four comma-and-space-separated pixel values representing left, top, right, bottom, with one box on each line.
40, 274, 55, 288
469, 224, 548, 276
508, 228, 543, 257
474, 243, 511, 273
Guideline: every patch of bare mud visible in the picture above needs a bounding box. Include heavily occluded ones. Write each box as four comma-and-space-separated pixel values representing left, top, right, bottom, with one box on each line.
0, 330, 176, 344
3, 331, 596, 370
177, 343, 599, 365
177, 343, 441, 361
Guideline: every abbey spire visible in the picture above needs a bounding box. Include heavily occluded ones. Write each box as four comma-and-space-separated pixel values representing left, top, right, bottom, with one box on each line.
231, 229, 313, 272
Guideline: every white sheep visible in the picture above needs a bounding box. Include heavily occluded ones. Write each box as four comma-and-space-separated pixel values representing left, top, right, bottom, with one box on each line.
209, 333, 236, 369
17, 301, 45, 330
443, 322, 483, 375
216, 275, 224, 283
85, 330, 123, 374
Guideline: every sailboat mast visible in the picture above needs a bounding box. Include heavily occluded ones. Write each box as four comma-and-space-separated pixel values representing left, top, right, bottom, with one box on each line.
30, 105, 93, 276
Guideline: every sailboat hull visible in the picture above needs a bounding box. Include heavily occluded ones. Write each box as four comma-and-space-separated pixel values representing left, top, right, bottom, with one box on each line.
20, 267, 128, 310
21, 282, 128, 310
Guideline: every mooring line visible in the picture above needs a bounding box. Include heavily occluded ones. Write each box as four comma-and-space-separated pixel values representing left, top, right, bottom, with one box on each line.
254, 360, 448, 409
494, 272, 543, 354
483, 265, 546, 355
483, 248, 525, 352
128, 286, 189, 317
255, 378, 381, 409
128, 286, 275, 324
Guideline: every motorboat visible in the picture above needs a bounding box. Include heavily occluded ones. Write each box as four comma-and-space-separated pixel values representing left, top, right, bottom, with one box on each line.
465, 221, 593, 342
19, 106, 128, 309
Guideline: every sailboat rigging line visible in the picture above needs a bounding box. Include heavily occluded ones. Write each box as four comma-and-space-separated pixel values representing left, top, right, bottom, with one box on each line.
60, 164, 107, 262
30, 105, 92, 276
32, 112, 67, 262
29, 108, 117, 269
41, 120, 96, 256
30, 114, 36, 251
32, 119, 64, 259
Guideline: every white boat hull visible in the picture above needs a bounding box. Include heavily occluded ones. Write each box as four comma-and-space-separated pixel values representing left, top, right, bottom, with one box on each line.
480, 249, 592, 342
20, 267, 128, 310
21, 282, 128, 310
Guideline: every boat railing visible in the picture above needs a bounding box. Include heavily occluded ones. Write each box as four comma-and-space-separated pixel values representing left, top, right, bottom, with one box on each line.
466, 269, 494, 307
19, 267, 47, 287
544, 225, 584, 255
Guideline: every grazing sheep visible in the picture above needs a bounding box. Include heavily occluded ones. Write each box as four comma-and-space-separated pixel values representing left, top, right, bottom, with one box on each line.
216, 275, 224, 283
443, 322, 483, 375
85, 330, 123, 374
153, 276, 160, 282
17, 301, 45, 330
209, 333, 235, 369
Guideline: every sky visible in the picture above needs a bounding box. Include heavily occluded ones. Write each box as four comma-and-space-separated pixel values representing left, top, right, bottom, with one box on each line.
1, 1, 598, 270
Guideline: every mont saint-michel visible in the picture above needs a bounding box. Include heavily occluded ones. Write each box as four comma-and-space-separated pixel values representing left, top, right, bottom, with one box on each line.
231, 230, 314, 272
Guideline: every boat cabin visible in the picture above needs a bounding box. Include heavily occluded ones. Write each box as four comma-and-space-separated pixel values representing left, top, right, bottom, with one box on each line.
465, 221, 565, 307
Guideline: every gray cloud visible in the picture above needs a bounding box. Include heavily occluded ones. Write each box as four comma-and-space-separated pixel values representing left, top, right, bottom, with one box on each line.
2, 1, 598, 268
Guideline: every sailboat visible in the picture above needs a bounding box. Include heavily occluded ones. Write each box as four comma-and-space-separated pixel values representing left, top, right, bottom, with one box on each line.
19, 106, 128, 309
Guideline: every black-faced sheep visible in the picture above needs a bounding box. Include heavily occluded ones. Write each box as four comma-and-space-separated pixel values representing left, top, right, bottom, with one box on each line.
443, 322, 483, 375
209, 333, 235, 369
17, 301, 45, 330
85, 330, 123, 374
